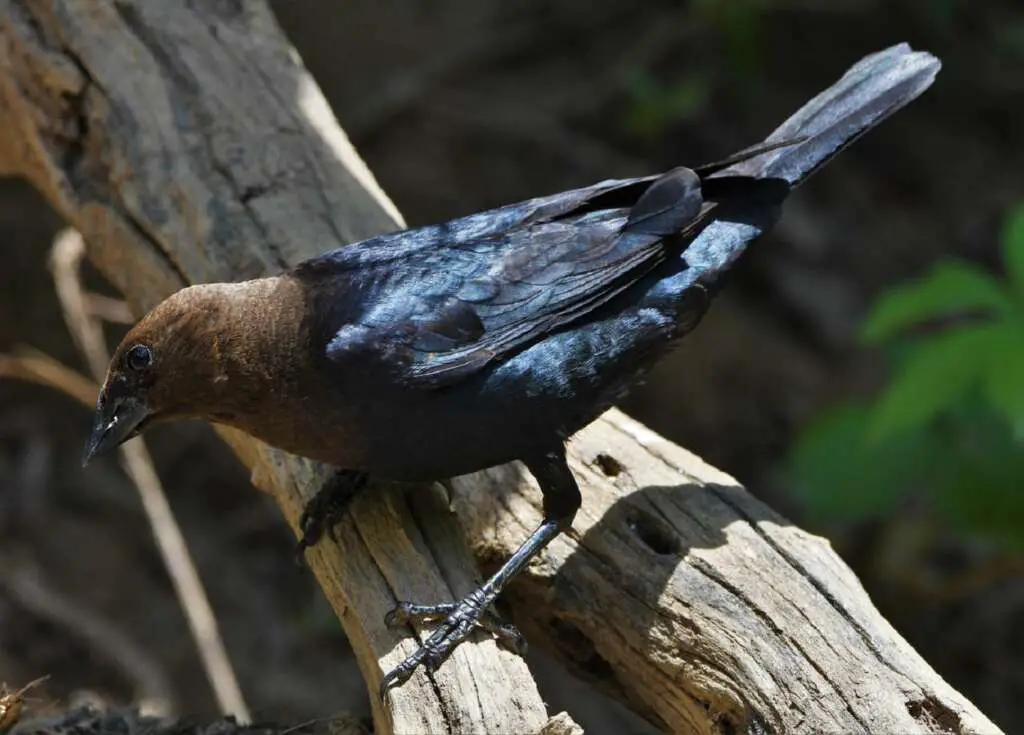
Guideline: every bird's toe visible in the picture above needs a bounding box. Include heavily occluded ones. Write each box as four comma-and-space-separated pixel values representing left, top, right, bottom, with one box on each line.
378, 592, 528, 695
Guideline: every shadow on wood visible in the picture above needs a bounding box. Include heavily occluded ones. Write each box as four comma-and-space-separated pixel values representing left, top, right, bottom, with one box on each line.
450, 410, 1002, 733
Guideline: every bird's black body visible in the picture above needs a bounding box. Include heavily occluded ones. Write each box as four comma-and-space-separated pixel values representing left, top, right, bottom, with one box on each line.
83, 44, 941, 697
284, 45, 941, 693
282, 45, 941, 694
289, 45, 938, 486
292, 167, 783, 480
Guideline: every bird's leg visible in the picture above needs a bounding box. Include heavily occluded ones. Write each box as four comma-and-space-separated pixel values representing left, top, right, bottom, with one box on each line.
296, 468, 369, 561
380, 446, 581, 697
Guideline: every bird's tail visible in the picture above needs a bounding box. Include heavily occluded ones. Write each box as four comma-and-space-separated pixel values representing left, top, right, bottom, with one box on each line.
633, 44, 940, 299
704, 43, 941, 187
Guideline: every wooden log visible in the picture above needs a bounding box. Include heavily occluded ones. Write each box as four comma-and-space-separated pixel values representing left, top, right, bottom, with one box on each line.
0, 2, 548, 733
0, 1, 1002, 732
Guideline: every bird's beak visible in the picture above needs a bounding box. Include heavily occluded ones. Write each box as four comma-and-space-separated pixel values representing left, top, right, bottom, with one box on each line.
82, 390, 151, 466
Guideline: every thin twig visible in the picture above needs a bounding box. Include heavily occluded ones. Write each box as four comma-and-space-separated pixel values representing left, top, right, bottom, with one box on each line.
48, 229, 251, 722
0, 295, 249, 720
83, 294, 134, 325
0, 349, 97, 407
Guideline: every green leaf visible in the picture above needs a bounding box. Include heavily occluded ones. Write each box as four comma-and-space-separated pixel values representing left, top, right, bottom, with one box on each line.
622, 70, 710, 139
1001, 204, 1024, 300
996, 22, 1024, 61
664, 75, 711, 122
983, 323, 1024, 428
868, 326, 1005, 442
931, 413, 1024, 547
788, 405, 926, 521
861, 262, 1011, 344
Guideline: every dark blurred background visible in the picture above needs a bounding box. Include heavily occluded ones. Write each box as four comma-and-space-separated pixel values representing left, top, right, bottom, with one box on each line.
1, 0, 1022, 732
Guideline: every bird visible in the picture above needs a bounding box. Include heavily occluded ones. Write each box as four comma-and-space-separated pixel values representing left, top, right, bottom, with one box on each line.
82, 44, 940, 696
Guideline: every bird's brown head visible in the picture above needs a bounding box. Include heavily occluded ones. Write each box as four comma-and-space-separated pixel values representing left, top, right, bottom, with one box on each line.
82, 283, 247, 466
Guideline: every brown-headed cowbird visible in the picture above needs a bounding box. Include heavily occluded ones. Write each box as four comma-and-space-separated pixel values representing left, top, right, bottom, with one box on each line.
83, 45, 939, 695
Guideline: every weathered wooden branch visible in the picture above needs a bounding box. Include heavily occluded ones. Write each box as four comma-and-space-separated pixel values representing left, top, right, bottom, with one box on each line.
0, 1, 1002, 733
0, 3, 547, 733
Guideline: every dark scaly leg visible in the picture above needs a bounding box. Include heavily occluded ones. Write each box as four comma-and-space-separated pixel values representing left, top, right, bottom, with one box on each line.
379, 446, 581, 697
295, 469, 369, 561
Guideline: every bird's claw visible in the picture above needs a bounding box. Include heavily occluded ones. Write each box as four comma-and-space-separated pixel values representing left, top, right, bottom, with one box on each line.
385, 599, 526, 653
294, 470, 368, 564
385, 601, 458, 628
294, 499, 334, 564
379, 593, 527, 698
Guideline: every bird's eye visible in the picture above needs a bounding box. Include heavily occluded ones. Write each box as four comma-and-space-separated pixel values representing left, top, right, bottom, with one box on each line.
125, 344, 153, 372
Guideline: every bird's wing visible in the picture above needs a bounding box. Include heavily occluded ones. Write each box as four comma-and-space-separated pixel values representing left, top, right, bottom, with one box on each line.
322, 167, 713, 388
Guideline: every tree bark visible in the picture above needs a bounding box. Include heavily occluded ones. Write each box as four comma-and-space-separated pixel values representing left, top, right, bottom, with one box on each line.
0, 1, 1003, 733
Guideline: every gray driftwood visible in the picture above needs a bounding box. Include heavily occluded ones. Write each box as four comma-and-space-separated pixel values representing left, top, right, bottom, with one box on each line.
0, 1, 1003, 733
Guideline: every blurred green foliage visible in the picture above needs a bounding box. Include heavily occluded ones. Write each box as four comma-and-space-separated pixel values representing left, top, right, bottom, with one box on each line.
789, 205, 1024, 546
918, 0, 960, 34
996, 21, 1024, 59
691, 0, 763, 79
620, 0, 766, 140
621, 69, 711, 140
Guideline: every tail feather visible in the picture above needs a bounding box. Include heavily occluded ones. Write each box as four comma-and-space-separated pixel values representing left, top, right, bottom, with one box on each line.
718, 43, 941, 187
625, 44, 939, 245
692, 137, 806, 177
669, 44, 939, 288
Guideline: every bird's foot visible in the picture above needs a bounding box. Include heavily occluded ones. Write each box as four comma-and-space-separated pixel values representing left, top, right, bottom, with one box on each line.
295, 470, 368, 562
379, 592, 526, 696
387, 600, 526, 653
